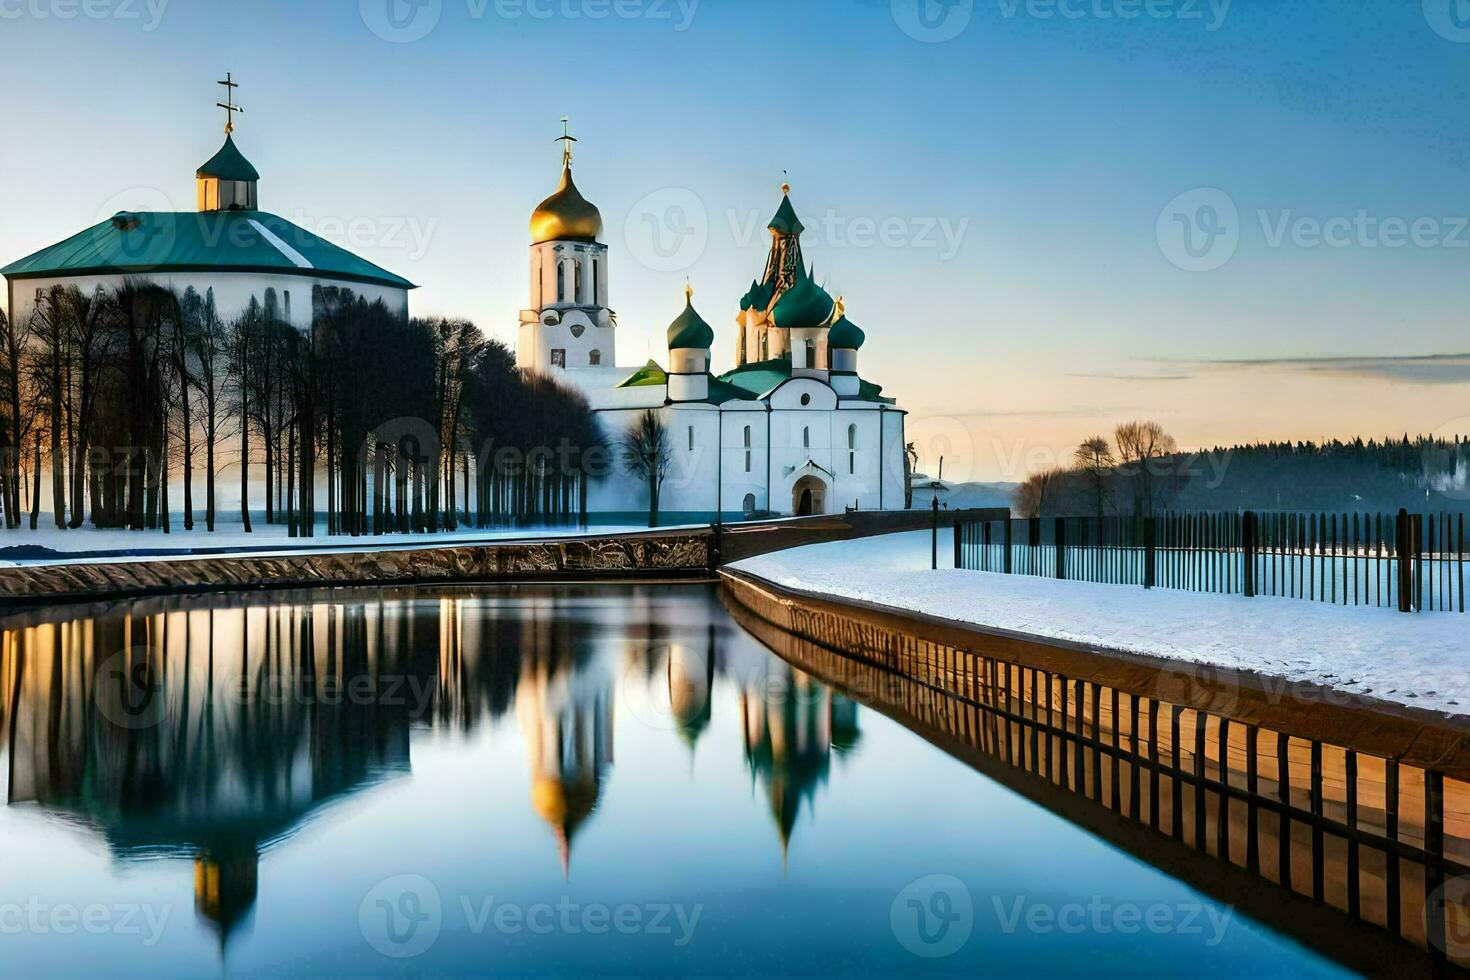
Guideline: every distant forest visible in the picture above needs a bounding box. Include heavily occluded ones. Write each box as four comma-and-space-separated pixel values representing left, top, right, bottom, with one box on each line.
1016, 423, 1470, 518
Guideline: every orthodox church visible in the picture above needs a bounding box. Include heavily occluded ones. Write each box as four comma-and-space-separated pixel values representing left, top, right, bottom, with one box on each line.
518, 132, 908, 521
1, 77, 413, 331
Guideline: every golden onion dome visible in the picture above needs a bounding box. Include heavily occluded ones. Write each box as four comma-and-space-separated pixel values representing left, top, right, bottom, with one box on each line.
530, 165, 604, 245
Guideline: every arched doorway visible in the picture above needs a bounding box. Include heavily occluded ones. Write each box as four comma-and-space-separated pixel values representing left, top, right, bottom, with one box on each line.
792, 475, 827, 516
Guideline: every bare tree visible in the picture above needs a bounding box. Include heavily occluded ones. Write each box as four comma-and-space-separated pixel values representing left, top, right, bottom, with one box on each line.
1114, 420, 1177, 517
1073, 436, 1115, 520
189, 289, 228, 531
621, 409, 672, 528
1014, 466, 1065, 518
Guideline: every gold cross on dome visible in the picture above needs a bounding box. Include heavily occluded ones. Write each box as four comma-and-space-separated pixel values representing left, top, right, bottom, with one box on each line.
556, 116, 578, 168
216, 72, 244, 135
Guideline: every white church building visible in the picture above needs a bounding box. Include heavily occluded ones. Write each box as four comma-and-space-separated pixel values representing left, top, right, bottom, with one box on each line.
1, 80, 413, 332
519, 137, 908, 523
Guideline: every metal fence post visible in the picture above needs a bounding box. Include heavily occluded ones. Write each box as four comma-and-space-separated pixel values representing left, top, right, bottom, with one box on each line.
1242, 510, 1256, 598
954, 520, 963, 570
931, 497, 940, 571
1397, 508, 1414, 613
1055, 517, 1067, 580
1143, 516, 1157, 590
1003, 519, 1014, 575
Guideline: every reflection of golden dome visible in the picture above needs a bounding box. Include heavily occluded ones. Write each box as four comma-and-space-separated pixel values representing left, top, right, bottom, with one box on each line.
530, 165, 604, 245
531, 774, 602, 878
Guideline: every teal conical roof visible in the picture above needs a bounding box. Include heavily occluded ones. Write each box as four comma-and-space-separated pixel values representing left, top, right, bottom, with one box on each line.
668, 290, 714, 350
829, 312, 866, 350
770, 268, 834, 330
197, 135, 260, 182
769, 193, 804, 236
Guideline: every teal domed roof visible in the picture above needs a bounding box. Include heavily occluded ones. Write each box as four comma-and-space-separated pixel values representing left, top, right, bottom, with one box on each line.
770, 268, 834, 330
197, 135, 260, 182
828, 310, 865, 350
667, 287, 714, 350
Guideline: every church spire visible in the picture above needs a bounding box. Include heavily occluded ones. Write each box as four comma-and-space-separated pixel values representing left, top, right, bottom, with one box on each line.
198, 73, 259, 212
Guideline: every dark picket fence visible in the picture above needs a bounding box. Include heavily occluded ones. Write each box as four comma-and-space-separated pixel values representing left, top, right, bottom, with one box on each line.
955, 510, 1468, 613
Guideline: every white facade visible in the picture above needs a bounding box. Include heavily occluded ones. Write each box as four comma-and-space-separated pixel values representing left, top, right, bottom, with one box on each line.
6, 270, 408, 334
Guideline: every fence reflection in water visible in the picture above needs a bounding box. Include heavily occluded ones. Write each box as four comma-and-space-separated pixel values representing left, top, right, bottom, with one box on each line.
728, 584, 1470, 971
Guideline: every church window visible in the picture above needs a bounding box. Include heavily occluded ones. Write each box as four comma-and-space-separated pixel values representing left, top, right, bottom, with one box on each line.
557, 263, 566, 302
551, 349, 566, 368
805, 339, 816, 368
848, 424, 857, 474
575, 261, 583, 302
589, 350, 601, 366
760, 334, 768, 360
688, 426, 695, 452
591, 258, 600, 302
743, 493, 756, 517
743, 426, 752, 473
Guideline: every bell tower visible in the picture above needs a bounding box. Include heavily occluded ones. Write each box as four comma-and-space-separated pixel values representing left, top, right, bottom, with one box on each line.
197, 73, 259, 212
518, 120, 615, 374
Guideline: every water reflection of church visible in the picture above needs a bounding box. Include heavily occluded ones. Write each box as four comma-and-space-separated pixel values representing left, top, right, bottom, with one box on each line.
0, 589, 861, 950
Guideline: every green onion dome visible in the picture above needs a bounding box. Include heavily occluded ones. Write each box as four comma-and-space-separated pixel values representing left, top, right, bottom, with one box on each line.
828, 305, 866, 350
667, 285, 714, 350
197, 135, 260, 182
770, 268, 834, 330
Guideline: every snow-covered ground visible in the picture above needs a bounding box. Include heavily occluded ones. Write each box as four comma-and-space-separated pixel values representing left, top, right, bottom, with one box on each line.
0, 520, 659, 567
731, 530, 1470, 719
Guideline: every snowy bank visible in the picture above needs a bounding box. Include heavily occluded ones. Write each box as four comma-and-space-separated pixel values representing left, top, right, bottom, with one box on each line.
731, 530, 1470, 719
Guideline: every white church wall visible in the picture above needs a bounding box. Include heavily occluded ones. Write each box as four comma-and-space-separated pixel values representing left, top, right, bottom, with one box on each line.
519, 308, 614, 371
719, 405, 771, 517
7, 270, 408, 331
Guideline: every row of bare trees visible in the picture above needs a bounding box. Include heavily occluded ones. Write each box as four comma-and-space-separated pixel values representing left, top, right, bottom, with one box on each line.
1015, 420, 1182, 518
0, 278, 605, 538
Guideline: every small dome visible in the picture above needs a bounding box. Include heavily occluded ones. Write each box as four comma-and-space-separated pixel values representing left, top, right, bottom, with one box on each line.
770, 269, 834, 330
197, 135, 259, 182
668, 286, 714, 350
531, 165, 603, 245
829, 312, 866, 351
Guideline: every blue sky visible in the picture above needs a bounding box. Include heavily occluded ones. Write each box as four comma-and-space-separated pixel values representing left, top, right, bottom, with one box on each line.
2, 0, 1468, 478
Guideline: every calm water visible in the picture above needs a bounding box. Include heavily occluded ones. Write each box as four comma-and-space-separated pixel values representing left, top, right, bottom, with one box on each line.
0, 585, 1347, 977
